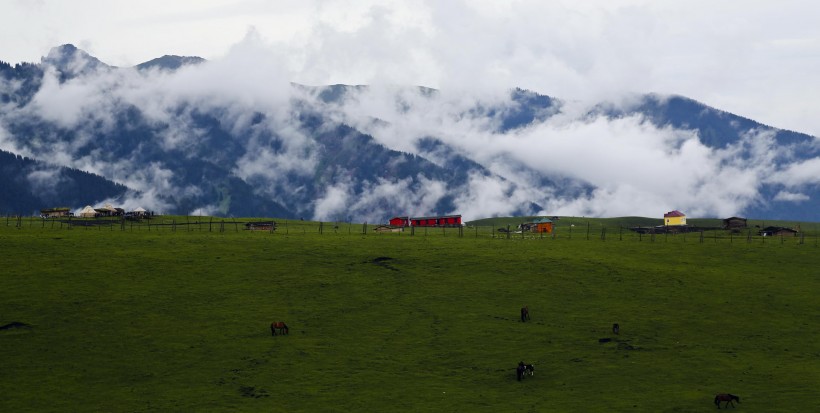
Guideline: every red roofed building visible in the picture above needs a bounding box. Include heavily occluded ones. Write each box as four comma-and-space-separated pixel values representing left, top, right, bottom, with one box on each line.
389, 216, 410, 227
663, 210, 687, 226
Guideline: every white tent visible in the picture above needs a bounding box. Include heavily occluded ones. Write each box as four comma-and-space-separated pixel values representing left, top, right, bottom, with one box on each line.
79, 205, 97, 218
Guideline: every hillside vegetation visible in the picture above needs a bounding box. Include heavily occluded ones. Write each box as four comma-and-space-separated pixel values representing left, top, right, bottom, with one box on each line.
1, 216, 818, 412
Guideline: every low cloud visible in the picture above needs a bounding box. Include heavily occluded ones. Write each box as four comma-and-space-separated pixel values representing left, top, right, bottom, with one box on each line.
2, 32, 818, 221
773, 191, 810, 203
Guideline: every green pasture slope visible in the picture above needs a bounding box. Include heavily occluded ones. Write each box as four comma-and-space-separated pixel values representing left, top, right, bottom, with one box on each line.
1, 217, 818, 412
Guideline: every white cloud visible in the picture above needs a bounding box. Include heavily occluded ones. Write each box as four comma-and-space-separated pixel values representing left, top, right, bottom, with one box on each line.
774, 191, 810, 203
0, 1, 817, 138
766, 158, 820, 188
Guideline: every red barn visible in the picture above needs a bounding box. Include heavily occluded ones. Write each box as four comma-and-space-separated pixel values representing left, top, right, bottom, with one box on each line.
389, 216, 410, 227
408, 215, 462, 227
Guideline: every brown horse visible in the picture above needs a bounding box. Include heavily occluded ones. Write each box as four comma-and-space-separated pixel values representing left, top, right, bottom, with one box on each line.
270, 321, 289, 336
714, 394, 740, 409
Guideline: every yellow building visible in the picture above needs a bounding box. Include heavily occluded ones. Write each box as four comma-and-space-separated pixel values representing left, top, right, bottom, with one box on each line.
664, 210, 686, 226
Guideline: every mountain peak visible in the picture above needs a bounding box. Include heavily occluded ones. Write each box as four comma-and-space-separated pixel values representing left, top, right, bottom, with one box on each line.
135, 55, 206, 72
41, 43, 111, 79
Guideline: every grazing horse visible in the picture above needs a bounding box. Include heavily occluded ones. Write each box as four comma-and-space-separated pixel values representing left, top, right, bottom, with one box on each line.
516, 362, 534, 381
714, 394, 740, 409
520, 306, 530, 322
270, 321, 289, 336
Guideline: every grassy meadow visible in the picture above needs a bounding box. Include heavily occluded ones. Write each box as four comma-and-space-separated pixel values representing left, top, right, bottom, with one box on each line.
1, 216, 819, 412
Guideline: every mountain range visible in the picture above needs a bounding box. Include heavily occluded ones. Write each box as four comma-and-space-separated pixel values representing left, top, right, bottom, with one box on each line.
0, 44, 817, 222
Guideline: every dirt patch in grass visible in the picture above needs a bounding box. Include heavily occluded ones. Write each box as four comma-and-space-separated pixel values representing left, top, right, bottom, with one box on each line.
372, 256, 399, 271
0, 322, 31, 331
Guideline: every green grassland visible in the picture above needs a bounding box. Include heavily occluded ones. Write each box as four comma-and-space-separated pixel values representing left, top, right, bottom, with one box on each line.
1, 216, 818, 412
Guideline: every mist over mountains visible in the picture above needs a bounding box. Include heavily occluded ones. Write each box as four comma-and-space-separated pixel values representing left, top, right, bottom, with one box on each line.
0, 44, 817, 221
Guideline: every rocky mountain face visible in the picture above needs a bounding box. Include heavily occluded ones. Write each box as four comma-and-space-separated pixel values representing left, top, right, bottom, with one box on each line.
0, 45, 817, 221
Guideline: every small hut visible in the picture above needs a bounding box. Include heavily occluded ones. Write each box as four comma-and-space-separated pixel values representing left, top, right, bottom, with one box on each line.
663, 210, 687, 226
40, 207, 71, 218
531, 217, 554, 233
373, 225, 403, 233
759, 226, 798, 237
722, 217, 747, 230
245, 221, 276, 231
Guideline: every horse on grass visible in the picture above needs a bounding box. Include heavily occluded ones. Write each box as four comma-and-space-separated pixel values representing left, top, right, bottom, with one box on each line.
714, 394, 740, 409
520, 306, 530, 322
516, 362, 534, 381
270, 321, 289, 336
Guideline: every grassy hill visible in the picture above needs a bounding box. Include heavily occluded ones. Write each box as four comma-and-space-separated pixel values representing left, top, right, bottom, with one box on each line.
1, 216, 818, 412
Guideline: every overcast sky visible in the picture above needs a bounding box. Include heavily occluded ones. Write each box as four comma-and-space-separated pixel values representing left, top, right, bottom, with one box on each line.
2, 0, 819, 138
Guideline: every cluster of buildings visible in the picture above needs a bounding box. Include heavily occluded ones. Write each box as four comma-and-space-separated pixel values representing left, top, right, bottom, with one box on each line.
662, 210, 799, 237
40, 204, 150, 219
378, 210, 799, 237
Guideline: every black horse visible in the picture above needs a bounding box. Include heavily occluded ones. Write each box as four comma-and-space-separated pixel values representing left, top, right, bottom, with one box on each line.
520, 306, 530, 322
714, 393, 740, 409
516, 362, 534, 381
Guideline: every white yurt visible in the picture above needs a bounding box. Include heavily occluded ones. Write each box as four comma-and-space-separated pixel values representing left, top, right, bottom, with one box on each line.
78, 205, 97, 218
